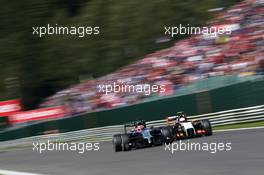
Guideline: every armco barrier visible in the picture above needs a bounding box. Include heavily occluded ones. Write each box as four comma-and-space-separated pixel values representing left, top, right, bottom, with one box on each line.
0, 104, 263, 150
0, 76, 264, 142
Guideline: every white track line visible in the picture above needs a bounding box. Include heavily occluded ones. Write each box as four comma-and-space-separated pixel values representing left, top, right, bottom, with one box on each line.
0, 169, 44, 175
215, 126, 264, 132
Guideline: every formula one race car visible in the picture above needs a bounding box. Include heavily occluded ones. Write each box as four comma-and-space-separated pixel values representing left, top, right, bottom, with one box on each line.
112, 120, 172, 152
162, 112, 213, 141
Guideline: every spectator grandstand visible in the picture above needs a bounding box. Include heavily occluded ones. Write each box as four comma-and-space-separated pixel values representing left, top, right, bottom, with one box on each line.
40, 0, 264, 115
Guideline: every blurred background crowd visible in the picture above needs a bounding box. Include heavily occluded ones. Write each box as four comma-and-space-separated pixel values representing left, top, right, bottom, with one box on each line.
40, 0, 264, 115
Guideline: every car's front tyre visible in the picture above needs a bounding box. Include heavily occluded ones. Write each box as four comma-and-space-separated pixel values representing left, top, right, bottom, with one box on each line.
161, 127, 174, 144
200, 119, 213, 136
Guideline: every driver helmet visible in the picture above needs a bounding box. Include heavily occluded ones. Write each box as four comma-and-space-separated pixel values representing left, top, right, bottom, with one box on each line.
179, 117, 186, 122
135, 125, 145, 132
178, 112, 187, 122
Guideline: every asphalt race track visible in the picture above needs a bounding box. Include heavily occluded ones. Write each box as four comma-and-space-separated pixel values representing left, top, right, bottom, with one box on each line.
0, 128, 263, 175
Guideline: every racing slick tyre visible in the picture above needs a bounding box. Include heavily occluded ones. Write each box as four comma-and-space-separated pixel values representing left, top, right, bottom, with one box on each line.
201, 119, 213, 136
121, 134, 131, 151
161, 127, 174, 144
113, 134, 122, 152
150, 129, 163, 146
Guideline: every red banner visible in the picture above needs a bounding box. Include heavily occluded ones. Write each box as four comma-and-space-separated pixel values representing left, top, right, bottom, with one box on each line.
9, 106, 66, 124
0, 99, 22, 117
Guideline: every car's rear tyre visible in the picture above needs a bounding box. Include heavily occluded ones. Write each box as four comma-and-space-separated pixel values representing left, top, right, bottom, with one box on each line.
201, 119, 212, 136
161, 127, 173, 144
150, 129, 163, 146
113, 134, 122, 152
121, 134, 131, 151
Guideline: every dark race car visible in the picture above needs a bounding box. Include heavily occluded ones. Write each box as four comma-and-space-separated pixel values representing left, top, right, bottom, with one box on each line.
112, 120, 172, 152
162, 112, 213, 141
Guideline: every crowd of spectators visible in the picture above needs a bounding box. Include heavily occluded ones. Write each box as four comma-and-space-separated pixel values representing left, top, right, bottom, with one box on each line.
40, 0, 264, 115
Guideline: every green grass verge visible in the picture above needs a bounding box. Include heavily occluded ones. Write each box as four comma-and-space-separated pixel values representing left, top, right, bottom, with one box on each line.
213, 121, 264, 130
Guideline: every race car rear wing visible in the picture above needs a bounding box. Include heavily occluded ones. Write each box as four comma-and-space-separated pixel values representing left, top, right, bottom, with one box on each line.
166, 116, 177, 126
124, 120, 146, 133
166, 112, 186, 122
166, 116, 177, 121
